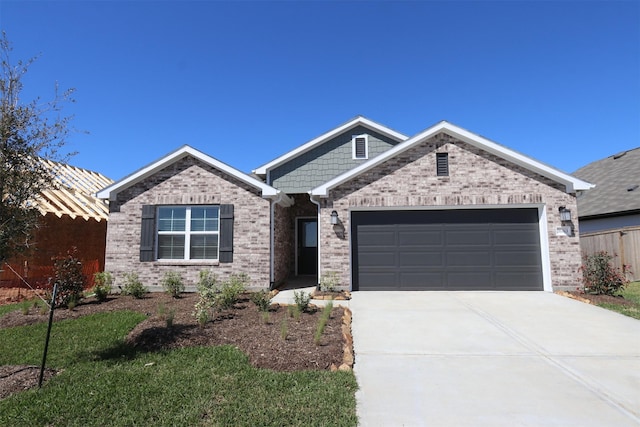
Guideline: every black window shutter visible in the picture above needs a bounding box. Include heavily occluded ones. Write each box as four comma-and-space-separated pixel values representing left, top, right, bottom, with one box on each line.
219, 204, 234, 263
140, 205, 156, 262
355, 137, 367, 158
436, 153, 449, 176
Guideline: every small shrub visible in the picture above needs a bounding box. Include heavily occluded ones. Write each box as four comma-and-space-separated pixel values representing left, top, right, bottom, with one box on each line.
20, 301, 30, 315
288, 304, 301, 321
294, 290, 311, 313
161, 271, 184, 298
250, 290, 271, 312
261, 311, 271, 324
314, 301, 334, 346
319, 272, 340, 292
52, 248, 86, 308
280, 317, 288, 340
165, 309, 176, 328
93, 271, 113, 302
121, 273, 147, 299
193, 271, 249, 326
581, 252, 629, 296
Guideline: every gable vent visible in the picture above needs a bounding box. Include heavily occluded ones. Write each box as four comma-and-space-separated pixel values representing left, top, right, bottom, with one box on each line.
352, 135, 369, 159
436, 152, 449, 176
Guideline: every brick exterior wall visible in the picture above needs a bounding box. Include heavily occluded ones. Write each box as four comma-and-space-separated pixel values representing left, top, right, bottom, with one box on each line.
319, 133, 582, 291
105, 157, 272, 291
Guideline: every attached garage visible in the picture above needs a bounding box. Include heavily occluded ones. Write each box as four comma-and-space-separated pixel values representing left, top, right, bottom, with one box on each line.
351, 208, 544, 291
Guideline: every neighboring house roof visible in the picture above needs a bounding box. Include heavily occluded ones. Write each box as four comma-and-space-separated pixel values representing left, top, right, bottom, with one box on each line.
310, 121, 594, 196
573, 147, 640, 218
252, 116, 409, 177
97, 145, 287, 202
34, 159, 113, 222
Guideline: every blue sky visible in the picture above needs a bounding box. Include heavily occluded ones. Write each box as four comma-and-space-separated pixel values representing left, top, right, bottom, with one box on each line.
0, 1, 638, 181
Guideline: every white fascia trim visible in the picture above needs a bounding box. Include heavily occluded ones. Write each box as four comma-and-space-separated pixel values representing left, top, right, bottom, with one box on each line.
96, 145, 281, 201
310, 121, 595, 196
252, 116, 408, 177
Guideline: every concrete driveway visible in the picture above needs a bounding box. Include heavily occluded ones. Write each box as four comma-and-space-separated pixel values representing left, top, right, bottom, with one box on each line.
350, 292, 640, 426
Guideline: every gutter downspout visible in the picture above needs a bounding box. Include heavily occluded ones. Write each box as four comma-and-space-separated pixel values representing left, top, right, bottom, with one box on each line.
270, 192, 284, 289
309, 193, 321, 287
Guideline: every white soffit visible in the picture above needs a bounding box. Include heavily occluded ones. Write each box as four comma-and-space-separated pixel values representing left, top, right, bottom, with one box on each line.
97, 145, 280, 201
310, 121, 594, 196
252, 116, 409, 176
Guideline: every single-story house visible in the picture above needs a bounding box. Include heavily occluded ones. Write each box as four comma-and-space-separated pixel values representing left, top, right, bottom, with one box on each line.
573, 147, 640, 280
97, 117, 593, 292
1, 159, 113, 289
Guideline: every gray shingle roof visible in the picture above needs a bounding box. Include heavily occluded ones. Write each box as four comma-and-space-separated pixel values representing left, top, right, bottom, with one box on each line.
574, 147, 640, 218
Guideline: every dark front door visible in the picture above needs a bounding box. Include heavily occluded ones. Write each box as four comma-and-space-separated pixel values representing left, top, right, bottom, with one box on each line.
297, 218, 317, 275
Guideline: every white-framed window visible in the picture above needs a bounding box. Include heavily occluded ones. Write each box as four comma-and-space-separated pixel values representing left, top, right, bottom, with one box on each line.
156, 206, 220, 260
352, 134, 369, 159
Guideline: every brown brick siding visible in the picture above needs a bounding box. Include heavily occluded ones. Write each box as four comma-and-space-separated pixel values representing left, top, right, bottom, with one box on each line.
105, 157, 272, 291
319, 133, 582, 291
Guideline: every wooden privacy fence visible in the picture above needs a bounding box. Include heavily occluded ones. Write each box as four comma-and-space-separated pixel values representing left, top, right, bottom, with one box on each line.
580, 226, 640, 282
0, 259, 100, 290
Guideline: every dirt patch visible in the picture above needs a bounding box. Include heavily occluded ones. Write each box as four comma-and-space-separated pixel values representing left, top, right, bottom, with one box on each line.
0, 291, 348, 399
0, 365, 59, 400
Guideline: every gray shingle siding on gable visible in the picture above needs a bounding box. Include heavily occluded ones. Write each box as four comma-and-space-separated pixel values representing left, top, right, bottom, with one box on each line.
270, 126, 400, 193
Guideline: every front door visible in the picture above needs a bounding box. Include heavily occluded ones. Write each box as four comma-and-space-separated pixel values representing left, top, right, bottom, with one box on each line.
297, 218, 317, 275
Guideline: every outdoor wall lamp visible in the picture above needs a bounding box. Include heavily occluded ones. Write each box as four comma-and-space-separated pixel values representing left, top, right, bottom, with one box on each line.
330, 210, 339, 225
559, 206, 572, 222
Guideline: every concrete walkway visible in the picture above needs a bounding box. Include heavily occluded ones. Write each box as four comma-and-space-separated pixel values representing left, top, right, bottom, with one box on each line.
350, 291, 640, 426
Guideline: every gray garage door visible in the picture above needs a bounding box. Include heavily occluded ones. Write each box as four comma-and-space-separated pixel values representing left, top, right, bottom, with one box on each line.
351, 209, 543, 291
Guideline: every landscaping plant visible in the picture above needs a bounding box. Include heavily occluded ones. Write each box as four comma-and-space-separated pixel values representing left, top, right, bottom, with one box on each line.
314, 300, 334, 345
120, 273, 147, 298
250, 290, 271, 312
319, 271, 339, 292
92, 271, 113, 302
193, 271, 248, 326
161, 271, 185, 298
293, 290, 311, 313
581, 251, 629, 296
52, 248, 85, 308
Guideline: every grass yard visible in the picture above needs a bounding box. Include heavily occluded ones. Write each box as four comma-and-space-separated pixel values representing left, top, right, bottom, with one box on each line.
597, 281, 640, 320
0, 310, 357, 426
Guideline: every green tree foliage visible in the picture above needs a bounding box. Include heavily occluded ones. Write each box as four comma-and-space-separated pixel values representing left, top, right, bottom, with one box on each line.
0, 32, 76, 263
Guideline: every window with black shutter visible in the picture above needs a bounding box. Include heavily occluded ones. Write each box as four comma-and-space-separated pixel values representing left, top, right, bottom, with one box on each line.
140, 204, 232, 262
436, 153, 449, 176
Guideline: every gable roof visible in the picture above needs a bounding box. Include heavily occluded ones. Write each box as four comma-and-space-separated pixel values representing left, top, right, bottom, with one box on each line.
573, 147, 640, 218
97, 145, 284, 201
252, 116, 408, 177
310, 121, 594, 196
35, 159, 113, 222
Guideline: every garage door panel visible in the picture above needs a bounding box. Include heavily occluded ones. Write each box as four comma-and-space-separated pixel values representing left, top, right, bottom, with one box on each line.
399, 252, 444, 267
494, 251, 541, 267
447, 252, 491, 267
358, 229, 396, 246
358, 252, 397, 268
494, 272, 542, 289
445, 228, 492, 246
447, 272, 493, 288
398, 229, 443, 246
352, 209, 543, 291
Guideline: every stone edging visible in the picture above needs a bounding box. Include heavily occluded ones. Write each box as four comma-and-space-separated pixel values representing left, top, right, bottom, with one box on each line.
330, 307, 354, 372
555, 291, 592, 304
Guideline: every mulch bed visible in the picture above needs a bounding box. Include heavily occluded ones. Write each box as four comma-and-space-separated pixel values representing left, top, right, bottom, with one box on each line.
0, 291, 348, 400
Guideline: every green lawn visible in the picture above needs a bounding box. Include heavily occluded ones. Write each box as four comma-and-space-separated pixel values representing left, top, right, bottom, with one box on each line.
0, 302, 21, 317
0, 311, 357, 426
597, 281, 640, 320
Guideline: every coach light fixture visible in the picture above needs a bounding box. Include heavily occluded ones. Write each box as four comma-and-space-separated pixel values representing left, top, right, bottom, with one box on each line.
330, 210, 339, 225
559, 206, 572, 222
